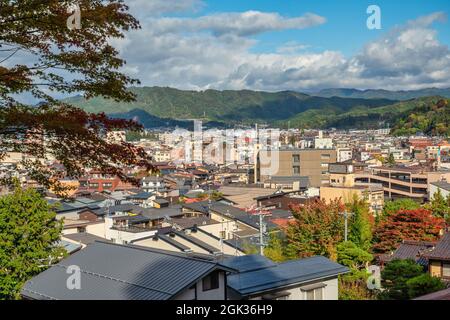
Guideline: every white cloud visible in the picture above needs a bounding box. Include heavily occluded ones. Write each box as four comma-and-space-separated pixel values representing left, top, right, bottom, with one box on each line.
127, 0, 204, 17
114, 9, 449, 92
150, 11, 326, 36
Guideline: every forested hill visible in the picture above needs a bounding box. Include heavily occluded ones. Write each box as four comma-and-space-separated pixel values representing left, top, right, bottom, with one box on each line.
391, 98, 450, 136
64, 86, 395, 124
64, 87, 450, 133
315, 88, 450, 100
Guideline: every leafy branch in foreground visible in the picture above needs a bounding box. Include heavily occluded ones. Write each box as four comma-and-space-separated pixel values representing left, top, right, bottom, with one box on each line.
0, 1, 153, 193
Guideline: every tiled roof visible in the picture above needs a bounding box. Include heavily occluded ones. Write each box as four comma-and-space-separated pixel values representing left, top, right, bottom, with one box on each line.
424, 232, 450, 261
379, 240, 436, 266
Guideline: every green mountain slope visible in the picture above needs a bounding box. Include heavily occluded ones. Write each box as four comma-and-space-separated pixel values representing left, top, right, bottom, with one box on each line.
279, 96, 446, 130
391, 98, 450, 136
65, 86, 395, 124
315, 88, 450, 100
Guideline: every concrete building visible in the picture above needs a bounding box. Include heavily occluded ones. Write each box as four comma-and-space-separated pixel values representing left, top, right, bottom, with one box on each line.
356, 165, 450, 201
256, 148, 337, 188
429, 181, 450, 199
320, 163, 384, 214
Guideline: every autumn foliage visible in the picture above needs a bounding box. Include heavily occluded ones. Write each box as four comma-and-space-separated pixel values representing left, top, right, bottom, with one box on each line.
286, 199, 345, 261
0, 1, 153, 194
372, 209, 445, 253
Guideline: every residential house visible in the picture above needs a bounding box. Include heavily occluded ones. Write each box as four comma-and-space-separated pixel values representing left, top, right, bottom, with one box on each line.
223, 255, 349, 300
424, 232, 450, 281
21, 241, 234, 300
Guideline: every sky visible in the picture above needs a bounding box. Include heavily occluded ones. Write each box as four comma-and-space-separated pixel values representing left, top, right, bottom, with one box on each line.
6, 0, 450, 104
113, 0, 450, 92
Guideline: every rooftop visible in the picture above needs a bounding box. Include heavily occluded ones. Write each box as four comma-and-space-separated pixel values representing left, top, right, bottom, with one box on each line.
430, 181, 450, 192
226, 255, 349, 297
21, 241, 233, 300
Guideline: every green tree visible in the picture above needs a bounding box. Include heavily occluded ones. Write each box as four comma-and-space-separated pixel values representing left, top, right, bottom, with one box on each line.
406, 274, 445, 299
337, 241, 373, 270
382, 199, 420, 217
209, 191, 224, 201
387, 153, 396, 165
337, 241, 375, 300
0, 186, 64, 299
264, 233, 288, 262
379, 259, 423, 300
425, 189, 450, 221
338, 270, 375, 300
347, 197, 374, 251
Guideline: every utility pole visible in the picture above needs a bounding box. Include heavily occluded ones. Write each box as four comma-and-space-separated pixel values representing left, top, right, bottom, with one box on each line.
257, 207, 267, 256
340, 211, 353, 242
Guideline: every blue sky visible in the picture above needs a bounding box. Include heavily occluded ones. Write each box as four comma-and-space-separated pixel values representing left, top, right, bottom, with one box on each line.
109, 0, 450, 91
9, 0, 450, 104
200, 0, 450, 55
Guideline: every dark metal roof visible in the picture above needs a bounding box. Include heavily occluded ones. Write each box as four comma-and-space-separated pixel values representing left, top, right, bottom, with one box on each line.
431, 181, 450, 192
424, 232, 450, 261
182, 201, 278, 231
126, 192, 153, 200
21, 241, 233, 300
140, 205, 184, 220
227, 256, 349, 296
414, 288, 450, 300
63, 233, 112, 246
379, 240, 436, 266
220, 254, 277, 273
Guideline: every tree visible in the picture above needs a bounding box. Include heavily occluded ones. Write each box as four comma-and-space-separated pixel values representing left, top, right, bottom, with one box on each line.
387, 153, 396, 165
379, 259, 423, 300
338, 270, 376, 300
406, 274, 445, 299
209, 191, 224, 201
264, 233, 288, 263
337, 241, 373, 270
337, 241, 375, 300
0, 1, 152, 194
347, 197, 374, 251
373, 209, 445, 253
425, 189, 450, 221
0, 186, 65, 299
382, 199, 420, 217
286, 199, 344, 260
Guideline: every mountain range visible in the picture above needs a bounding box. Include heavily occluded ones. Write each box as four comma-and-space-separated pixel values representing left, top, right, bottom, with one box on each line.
314, 87, 450, 100
64, 86, 450, 130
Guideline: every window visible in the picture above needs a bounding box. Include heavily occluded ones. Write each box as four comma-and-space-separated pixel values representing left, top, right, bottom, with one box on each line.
321, 154, 331, 160
293, 166, 300, 175
321, 163, 329, 168
443, 263, 450, 278
202, 271, 220, 291
304, 288, 323, 300
292, 155, 300, 163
